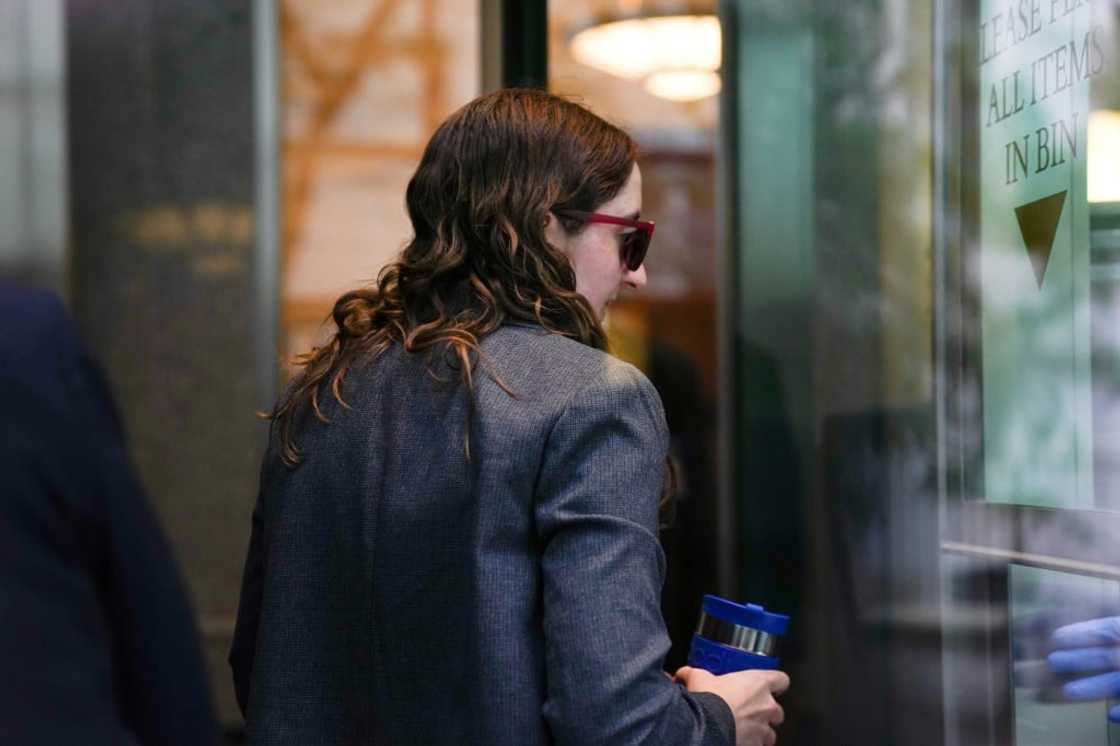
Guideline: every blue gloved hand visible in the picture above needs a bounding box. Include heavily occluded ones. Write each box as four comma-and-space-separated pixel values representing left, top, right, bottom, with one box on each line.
1048, 616, 1120, 722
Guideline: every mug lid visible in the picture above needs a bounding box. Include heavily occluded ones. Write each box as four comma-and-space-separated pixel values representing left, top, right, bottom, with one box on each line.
702, 594, 790, 635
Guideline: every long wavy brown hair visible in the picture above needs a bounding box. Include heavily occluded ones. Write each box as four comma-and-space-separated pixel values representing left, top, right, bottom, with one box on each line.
271, 88, 677, 520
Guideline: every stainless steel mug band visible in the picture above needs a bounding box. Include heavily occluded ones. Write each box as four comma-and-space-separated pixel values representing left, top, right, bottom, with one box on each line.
696, 612, 779, 657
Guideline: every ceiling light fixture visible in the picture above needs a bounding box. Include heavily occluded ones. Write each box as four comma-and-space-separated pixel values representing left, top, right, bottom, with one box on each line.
569, 7, 721, 103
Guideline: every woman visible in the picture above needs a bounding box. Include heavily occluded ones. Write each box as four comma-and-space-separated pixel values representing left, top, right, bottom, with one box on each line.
230, 88, 788, 746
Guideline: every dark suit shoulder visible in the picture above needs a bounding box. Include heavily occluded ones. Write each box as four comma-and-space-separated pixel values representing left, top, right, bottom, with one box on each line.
0, 282, 89, 402
0, 282, 75, 359
0, 282, 123, 440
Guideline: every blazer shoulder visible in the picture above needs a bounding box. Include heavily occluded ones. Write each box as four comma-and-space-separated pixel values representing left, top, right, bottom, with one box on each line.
482, 324, 662, 416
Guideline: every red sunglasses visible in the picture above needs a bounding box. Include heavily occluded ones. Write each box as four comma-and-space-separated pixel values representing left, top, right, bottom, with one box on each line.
554, 210, 656, 271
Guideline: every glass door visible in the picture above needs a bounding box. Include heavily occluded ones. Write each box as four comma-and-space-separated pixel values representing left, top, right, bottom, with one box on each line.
722, 0, 942, 742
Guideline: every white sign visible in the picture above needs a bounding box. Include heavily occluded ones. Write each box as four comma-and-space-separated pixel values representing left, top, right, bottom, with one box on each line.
979, 0, 1104, 508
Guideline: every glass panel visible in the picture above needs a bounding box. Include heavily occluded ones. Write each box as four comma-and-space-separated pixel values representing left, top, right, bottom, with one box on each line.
725, 0, 940, 742
549, 0, 724, 671
710, 0, 1120, 741
939, 1, 1120, 744
279, 0, 480, 371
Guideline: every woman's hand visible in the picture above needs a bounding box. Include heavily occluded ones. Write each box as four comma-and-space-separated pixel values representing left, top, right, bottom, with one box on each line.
674, 666, 789, 746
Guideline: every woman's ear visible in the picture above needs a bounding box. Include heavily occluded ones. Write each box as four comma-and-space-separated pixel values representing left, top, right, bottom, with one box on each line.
542, 212, 568, 252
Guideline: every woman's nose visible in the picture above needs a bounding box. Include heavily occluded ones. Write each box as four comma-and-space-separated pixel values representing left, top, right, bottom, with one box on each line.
623, 263, 648, 290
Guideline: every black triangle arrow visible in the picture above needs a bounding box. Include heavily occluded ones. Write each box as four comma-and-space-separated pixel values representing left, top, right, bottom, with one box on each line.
1014, 190, 1067, 290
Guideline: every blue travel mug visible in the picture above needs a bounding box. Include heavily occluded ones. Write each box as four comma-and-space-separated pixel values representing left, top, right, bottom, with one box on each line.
687, 595, 790, 674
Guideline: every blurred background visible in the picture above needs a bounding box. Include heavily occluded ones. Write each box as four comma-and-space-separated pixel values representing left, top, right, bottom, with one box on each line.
3, 0, 1120, 743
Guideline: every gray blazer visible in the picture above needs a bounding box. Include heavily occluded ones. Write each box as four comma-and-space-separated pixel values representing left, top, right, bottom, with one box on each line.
230, 322, 734, 745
